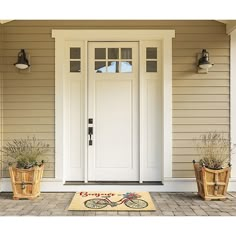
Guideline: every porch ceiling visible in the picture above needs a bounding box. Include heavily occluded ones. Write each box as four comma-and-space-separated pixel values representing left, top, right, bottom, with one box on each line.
217, 20, 236, 34
1, 20, 236, 34
0, 20, 13, 24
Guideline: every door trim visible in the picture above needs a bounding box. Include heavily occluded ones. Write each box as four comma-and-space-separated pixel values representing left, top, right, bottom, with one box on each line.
52, 29, 175, 183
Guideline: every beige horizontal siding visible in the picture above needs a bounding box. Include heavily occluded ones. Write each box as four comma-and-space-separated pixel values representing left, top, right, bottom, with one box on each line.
5, 56, 55, 65
3, 79, 54, 87
173, 156, 199, 162
3, 95, 55, 102
3, 102, 54, 109
175, 34, 229, 41
2, 137, 54, 144
173, 64, 229, 72
1, 20, 229, 178
173, 124, 229, 133
173, 95, 229, 102
0, 24, 3, 176
3, 124, 54, 133
173, 80, 229, 87
173, 132, 229, 140
3, 87, 54, 95
173, 109, 229, 117
173, 71, 229, 79
173, 102, 229, 109
4, 49, 55, 57
173, 49, 229, 57
3, 72, 55, 79
173, 171, 195, 178
173, 117, 229, 125
173, 56, 229, 64
3, 117, 54, 125
173, 87, 229, 94
0, 25, 3, 70
3, 109, 54, 117
3, 133, 54, 140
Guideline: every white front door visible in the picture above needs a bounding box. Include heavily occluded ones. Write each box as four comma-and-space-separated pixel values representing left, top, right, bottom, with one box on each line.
87, 42, 139, 181
59, 33, 167, 183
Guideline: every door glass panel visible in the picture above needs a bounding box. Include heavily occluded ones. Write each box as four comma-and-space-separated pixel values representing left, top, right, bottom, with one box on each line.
108, 48, 119, 59
146, 61, 157, 72
146, 47, 157, 59
120, 61, 132, 73
121, 48, 132, 59
94, 47, 133, 74
95, 48, 106, 59
70, 61, 81, 72
70, 48, 81, 59
108, 61, 119, 73
95, 61, 106, 73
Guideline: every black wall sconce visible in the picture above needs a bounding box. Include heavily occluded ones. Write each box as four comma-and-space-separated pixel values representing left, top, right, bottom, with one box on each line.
197, 49, 214, 74
14, 49, 30, 70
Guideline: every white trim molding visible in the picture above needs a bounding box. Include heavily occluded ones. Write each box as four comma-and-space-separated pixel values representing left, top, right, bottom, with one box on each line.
1, 178, 236, 192
230, 29, 236, 177
51, 29, 175, 186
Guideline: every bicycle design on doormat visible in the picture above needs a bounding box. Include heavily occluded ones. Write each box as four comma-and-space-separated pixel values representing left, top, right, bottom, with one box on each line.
84, 192, 148, 209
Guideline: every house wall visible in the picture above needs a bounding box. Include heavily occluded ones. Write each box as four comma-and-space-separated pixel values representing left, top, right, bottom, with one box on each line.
0, 24, 3, 176
0, 20, 230, 178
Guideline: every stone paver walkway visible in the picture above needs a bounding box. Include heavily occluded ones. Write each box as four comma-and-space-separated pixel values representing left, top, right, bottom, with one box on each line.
0, 192, 236, 216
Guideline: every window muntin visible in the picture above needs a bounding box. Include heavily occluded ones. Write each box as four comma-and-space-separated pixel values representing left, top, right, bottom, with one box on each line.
94, 48, 133, 73
70, 47, 81, 73
146, 47, 158, 72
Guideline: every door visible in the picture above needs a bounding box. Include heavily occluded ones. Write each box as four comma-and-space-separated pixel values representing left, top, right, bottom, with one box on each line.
88, 42, 139, 181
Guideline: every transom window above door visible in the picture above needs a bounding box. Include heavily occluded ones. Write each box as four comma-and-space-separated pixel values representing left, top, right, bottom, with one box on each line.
94, 47, 133, 73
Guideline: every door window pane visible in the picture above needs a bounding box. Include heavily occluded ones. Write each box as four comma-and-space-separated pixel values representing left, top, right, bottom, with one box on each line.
70, 48, 81, 59
120, 61, 132, 73
146, 61, 157, 72
121, 48, 132, 59
95, 48, 106, 59
70, 61, 81, 72
95, 61, 106, 73
108, 61, 119, 73
108, 48, 119, 59
94, 47, 133, 74
146, 48, 157, 59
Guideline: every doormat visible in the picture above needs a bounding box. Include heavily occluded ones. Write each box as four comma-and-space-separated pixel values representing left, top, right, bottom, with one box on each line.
68, 191, 156, 211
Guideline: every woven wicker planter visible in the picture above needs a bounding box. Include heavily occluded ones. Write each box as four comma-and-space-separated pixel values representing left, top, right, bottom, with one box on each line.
193, 161, 231, 200
9, 164, 44, 200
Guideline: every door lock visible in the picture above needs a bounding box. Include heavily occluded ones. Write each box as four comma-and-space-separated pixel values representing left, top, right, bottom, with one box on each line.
88, 127, 93, 145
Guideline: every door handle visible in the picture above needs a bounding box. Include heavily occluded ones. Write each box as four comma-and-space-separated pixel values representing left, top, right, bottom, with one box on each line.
88, 127, 93, 145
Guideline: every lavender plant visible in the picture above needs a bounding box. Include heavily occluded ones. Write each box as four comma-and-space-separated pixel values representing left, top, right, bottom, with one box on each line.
1, 137, 50, 169
195, 132, 231, 169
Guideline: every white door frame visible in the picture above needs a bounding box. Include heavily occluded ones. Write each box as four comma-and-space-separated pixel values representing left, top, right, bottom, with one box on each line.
52, 29, 175, 183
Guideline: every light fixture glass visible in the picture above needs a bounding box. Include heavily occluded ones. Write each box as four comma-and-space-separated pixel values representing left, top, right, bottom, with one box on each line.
198, 49, 213, 69
14, 49, 30, 69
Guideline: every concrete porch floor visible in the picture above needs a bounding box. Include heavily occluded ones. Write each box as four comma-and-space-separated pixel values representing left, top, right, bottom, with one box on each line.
0, 192, 236, 216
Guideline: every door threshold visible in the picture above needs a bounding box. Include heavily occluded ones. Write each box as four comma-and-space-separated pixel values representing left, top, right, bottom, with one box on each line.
64, 181, 163, 185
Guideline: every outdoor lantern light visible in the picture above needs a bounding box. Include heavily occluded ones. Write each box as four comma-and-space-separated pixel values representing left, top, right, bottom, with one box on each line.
197, 49, 213, 73
14, 49, 30, 70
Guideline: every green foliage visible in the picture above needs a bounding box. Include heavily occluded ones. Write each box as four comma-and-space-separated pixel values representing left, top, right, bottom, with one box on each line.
1, 137, 50, 169
194, 132, 231, 169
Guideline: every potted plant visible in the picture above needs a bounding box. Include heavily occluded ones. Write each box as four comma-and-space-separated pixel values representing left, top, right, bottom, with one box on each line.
193, 132, 232, 200
0, 136, 50, 200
